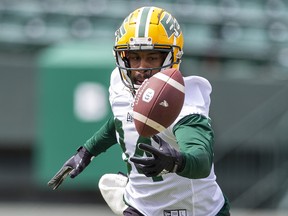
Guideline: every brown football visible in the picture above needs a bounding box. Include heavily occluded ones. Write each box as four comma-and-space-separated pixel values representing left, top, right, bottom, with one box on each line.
133, 68, 185, 137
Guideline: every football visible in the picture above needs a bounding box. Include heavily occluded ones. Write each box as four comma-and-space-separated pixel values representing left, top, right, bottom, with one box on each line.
133, 68, 185, 137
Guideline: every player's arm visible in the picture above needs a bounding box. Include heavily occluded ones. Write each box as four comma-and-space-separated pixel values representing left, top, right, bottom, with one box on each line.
173, 113, 214, 179
130, 114, 213, 179
83, 115, 118, 156
48, 115, 117, 190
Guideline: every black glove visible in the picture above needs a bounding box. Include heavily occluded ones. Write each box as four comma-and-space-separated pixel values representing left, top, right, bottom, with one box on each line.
47, 146, 93, 190
130, 135, 184, 177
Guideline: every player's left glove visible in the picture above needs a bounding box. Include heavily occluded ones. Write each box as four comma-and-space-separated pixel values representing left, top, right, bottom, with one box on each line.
130, 135, 184, 177
47, 146, 93, 190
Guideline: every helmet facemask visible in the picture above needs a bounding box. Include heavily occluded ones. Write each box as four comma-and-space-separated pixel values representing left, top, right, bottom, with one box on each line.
114, 42, 182, 91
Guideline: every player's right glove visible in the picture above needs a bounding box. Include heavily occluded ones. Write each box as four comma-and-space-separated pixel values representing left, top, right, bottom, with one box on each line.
47, 146, 93, 190
130, 135, 184, 177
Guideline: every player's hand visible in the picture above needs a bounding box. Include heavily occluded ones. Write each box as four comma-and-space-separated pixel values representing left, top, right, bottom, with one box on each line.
130, 135, 184, 177
47, 146, 93, 190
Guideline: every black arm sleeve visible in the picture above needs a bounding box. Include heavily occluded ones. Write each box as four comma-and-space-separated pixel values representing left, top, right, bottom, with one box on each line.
173, 114, 214, 179
84, 116, 118, 156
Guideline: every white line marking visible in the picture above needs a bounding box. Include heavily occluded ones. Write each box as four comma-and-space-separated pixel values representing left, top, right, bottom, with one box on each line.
153, 73, 185, 93
133, 111, 166, 132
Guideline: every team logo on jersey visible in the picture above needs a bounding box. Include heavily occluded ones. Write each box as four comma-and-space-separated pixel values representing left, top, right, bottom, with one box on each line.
163, 209, 187, 216
127, 112, 133, 122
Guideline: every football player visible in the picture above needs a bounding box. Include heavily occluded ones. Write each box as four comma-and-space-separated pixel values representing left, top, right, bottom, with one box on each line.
48, 6, 230, 216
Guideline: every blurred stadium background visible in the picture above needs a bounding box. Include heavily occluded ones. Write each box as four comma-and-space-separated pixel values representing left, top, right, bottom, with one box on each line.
1, 0, 288, 215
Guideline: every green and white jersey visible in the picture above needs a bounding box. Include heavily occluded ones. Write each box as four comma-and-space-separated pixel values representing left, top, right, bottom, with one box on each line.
108, 68, 225, 216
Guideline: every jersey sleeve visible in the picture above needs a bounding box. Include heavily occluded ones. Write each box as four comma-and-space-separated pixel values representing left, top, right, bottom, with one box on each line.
84, 115, 118, 156
173, 114, 214, 179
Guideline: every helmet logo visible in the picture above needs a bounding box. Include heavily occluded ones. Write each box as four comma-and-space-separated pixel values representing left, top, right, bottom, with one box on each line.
160, 13, 182, 38
115, 17, 128, 42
